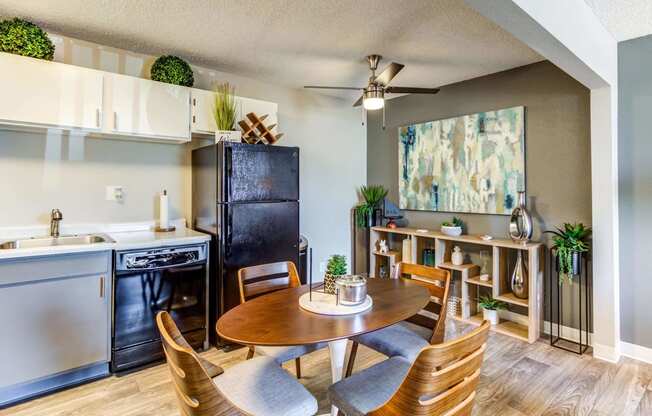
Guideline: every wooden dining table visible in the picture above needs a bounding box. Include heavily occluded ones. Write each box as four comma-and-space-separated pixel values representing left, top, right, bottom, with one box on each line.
217, 277, 430, 416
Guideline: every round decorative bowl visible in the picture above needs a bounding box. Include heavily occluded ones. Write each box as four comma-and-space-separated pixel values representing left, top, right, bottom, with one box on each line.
335, 275, 367, 306
441, 225, 462, 236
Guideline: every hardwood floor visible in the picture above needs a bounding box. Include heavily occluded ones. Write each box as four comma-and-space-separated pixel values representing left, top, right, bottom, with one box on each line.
4, 319, 652, 416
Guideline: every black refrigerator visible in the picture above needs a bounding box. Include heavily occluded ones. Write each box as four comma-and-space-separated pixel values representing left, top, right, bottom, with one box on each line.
192, 142, 300, 345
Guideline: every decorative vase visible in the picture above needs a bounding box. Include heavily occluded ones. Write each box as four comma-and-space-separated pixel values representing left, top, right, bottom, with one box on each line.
215, 130, 242, 143
441, 225, 462, 236
511, 250, 529, 299
324, 272, 339, 294
509, 191, 533, 244
451, 246, 464, 265
483, 308, 499, 325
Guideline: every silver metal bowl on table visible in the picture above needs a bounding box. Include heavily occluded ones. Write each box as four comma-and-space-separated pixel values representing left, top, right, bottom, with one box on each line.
335, 275, 367, 306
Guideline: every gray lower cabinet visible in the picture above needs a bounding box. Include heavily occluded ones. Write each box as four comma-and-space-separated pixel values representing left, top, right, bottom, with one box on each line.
0, 251, 112, 407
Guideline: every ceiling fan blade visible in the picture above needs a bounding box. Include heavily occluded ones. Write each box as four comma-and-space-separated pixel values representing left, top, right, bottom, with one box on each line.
374, 62, 405, 86
304, 86, 364, 90
353, 95, 363, 107
385, 87, 440, 94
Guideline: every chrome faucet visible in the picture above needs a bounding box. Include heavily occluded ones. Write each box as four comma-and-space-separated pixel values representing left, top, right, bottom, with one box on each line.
50, 209, 63, 237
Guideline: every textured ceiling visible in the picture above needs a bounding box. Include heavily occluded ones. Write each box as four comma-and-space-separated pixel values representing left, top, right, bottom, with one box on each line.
0, 0, 541, 96
584, 0, 652, 41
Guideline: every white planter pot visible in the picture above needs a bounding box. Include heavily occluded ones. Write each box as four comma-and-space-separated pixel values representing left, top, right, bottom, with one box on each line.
483, 308, 499, 325
441, 225, 462, 236
215, 130, 242, 143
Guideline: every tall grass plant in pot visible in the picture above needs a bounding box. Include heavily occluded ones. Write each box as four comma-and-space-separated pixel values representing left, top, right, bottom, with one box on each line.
213, 82, 241, 143
354, 185, 388, 228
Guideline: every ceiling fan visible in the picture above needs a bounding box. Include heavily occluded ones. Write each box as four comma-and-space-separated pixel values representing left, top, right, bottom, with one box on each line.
304, 54, 440, 110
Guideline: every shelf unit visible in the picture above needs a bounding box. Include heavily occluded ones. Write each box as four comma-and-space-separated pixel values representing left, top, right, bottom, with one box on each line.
369, 226, 543, 343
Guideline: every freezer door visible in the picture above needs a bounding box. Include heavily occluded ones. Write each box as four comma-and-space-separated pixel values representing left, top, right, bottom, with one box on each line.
219, 142, 299, 203
218, 201, 299, 314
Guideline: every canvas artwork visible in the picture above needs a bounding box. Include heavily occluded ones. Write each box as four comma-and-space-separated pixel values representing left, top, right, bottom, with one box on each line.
398, 106, 525, 215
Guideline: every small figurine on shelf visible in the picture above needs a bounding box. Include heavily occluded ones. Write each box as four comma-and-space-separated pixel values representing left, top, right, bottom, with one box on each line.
451, 246, 464, 265
378, 240, 388, 254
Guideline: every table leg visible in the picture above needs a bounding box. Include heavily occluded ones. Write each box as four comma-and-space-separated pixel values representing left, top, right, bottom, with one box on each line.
328, 339, 348, 416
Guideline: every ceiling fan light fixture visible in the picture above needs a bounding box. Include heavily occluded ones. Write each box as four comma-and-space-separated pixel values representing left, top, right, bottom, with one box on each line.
363, 88, 384, 110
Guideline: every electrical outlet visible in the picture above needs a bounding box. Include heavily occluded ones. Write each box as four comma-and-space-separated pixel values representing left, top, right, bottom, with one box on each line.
105, 186, 124, 202
319, 261, 326, 274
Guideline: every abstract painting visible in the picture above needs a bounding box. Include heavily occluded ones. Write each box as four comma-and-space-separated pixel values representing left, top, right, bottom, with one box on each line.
398, 106, 525, 215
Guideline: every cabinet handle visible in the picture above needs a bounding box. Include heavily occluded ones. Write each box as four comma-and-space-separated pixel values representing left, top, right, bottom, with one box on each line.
192, 115, 196, 124
96, 109, 101, 128
193, 98, 196, 106
114, 111, 118, 130
99, 276, 105, 298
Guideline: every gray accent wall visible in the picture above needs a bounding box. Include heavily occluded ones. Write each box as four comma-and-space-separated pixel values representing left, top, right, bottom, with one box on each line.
619, 36, 652, 349
366, 61, 592, 328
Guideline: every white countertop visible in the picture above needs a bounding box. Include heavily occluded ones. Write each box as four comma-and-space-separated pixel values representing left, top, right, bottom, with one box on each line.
0, 220, 211, 260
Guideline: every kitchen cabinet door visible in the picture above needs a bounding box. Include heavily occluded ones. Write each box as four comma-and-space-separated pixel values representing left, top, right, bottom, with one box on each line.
0, 271, 110, 388
0, 52, 103, 131
105, 73, 190, 142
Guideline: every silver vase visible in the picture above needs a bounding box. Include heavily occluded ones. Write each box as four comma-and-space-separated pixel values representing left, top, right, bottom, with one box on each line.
509, 191, 533, 243
511, 250, 529, 299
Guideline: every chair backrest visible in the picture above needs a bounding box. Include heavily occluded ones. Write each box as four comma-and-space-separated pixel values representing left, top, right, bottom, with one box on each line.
156, 311, 244, 416
369, 321, 490, 416
237, 261, 301, 304
394, 262, 451, 344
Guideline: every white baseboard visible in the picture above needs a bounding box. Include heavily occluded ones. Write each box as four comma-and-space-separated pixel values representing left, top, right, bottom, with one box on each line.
543, 320, 593, 346
620, 341, 652, 365
593, 342, 621, 363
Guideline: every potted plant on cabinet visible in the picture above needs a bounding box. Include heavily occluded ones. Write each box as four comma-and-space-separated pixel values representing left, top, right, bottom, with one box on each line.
0, 18, 55, 60
478, 295, 507, 325
441, 216, 464, 236
354, 185, 388, 228
545, 222, 591, 282
213, 82, 241, 143
324, 254, 347, 295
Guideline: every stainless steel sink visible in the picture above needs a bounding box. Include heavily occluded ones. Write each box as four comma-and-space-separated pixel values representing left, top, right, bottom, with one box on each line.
0, 234, 114, 250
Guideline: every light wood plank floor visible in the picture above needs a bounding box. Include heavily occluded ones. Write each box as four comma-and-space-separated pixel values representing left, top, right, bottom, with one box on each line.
3, 319, 652, 416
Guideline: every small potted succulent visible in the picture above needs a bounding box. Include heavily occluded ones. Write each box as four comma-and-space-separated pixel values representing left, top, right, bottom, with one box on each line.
213, 82, 241, 143
441, 216, 464, 236
545, 222, 591, 283
0, 18, 55, 60
150, 55, 194, 86
324, 254, 347, 295
354, 185, 388, 228
478, 295, 507, 325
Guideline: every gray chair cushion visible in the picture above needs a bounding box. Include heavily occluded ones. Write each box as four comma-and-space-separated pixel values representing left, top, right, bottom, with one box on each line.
328, 356, 411, 416
256, 342, 328, 364
214, 356, 318, 416
353, 321, 432, 361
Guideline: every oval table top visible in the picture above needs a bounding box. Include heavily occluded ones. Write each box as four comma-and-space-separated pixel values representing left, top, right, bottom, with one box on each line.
216, 278, 430, 346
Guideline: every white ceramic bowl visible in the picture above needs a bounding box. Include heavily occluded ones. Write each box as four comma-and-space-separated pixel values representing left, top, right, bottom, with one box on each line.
441, 225, 462, 236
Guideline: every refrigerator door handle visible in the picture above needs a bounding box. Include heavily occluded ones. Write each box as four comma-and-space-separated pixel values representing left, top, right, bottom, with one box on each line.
225, 208, 233, 256
224, 146, 232, 202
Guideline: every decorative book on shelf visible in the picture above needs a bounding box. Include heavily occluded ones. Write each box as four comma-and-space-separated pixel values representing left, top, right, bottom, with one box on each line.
238, 112, 284, 144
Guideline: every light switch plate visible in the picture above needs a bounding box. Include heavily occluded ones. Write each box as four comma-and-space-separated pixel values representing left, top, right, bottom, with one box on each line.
106, 185, 124, 202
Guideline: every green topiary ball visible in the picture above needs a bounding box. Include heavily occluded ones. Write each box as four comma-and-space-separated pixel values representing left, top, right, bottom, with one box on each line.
0, 18, 55, 61
150, 55, 194, 87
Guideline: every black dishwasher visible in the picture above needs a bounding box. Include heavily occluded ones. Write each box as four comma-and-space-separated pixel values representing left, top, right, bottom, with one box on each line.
111, 243, 208, 373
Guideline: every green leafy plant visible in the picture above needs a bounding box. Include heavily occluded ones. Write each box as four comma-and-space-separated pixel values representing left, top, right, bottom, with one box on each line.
0, 18, 54, 60
442, 216, 463, 228
545, 222, 591, 281
478, 295, 508, 311
213, 82, 238, 131
326, 255, 347, 276
150, 55, 194, 86
354, 185, 388, 228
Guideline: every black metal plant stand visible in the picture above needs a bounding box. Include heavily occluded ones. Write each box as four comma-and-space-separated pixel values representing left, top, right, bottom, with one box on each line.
548, 252, 591, 355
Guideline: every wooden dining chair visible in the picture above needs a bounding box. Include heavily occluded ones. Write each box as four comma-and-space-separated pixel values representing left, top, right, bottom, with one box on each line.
156, 311, 318, 416
329, 320, 490, 416
346, 262, 451, 377
238, 261, 327, 378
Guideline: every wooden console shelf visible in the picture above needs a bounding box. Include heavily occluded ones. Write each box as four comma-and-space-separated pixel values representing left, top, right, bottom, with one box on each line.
369, 226, 543, 343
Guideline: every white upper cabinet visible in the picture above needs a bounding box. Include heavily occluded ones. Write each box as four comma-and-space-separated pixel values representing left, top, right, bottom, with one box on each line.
0, 52, 103, 131
104, 73, 191, 142
191, 88, 278, 136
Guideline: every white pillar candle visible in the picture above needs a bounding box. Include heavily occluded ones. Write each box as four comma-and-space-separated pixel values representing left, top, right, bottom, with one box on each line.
402, 238, 412, 264
159, 190, 169, 230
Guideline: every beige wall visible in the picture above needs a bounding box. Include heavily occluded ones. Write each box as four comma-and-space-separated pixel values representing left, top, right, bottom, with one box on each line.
0, 34, 366, 272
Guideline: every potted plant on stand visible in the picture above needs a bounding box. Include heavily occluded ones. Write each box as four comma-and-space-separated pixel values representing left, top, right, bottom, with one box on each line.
478, 295, 507, 325
324, 255, 347, 295
545, 222, 591, 282
354, 185, 388, 228
213, 82, 241, 143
